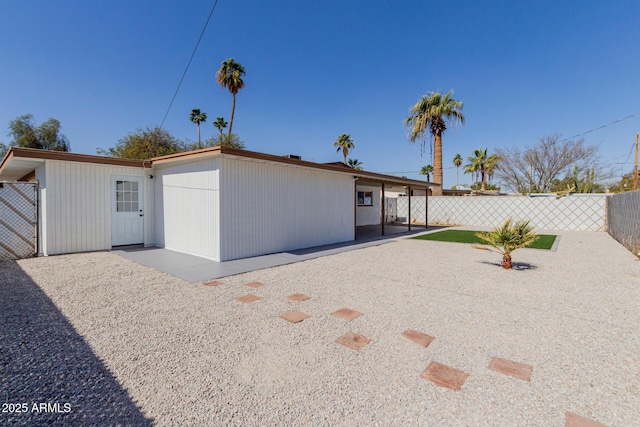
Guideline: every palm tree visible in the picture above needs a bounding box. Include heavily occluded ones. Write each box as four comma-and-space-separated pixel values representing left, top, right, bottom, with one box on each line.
419, 164, 434, 181
405, 90, 464, 196
464, 148, 501, 191
213, 117, 228, 137
453, 154, 463, 187
189, 108, 207, 149
216, 58, 245, 138
475, 218, 539, 269
347, 158, 363, 170
334, 134, 354, 164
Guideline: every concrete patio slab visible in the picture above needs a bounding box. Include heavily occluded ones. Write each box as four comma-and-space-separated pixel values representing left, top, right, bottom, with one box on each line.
113, 226, 436, 283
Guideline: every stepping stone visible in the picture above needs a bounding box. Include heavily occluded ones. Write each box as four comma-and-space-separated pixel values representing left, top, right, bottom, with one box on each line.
421, 361, 469, 391
236, 294, 261, 303
203, 280, 222, 286
287, 293, 310, 302
332, 308, 363, 321
488, 357, 533, 382
244, 281, 265, 288
402, 329, 434, 347
565, 412, 608, 427
336, 332, 371, 351
279, 310, 310, 323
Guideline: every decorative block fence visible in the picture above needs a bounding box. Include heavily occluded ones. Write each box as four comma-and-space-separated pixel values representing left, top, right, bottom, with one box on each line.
396, 194, 609, 232
607, 190, 640, 255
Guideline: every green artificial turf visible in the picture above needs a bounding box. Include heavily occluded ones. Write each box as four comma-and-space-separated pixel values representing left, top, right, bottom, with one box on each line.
411, 229, 556, 250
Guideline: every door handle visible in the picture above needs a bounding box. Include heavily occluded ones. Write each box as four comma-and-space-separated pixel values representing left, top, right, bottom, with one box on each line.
139, 213, 144, 217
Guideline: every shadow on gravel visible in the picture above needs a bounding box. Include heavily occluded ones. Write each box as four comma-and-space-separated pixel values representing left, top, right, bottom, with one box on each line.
0, 261, 153, 426
479, 261, 538, 271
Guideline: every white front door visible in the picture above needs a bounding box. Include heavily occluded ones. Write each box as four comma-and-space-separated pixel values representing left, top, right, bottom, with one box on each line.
111, 176, 144, 246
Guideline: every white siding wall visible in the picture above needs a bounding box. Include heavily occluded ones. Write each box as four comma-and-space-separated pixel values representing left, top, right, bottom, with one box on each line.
219, 157, 354, 261
356, 184, 381, 226
42, 160, 151, 255
154, 158, 221, 260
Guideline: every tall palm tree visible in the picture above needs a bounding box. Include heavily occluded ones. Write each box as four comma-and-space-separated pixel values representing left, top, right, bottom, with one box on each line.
347, 158, 363, 170
405, 90, 465, 196
213, 116, 228, 137
464, 148, 501, 191
189, 108, 207, 149
216, 58, 245, 138
419, 164, 434, 181
334, 134, 354, 164
453, 154, 463, 187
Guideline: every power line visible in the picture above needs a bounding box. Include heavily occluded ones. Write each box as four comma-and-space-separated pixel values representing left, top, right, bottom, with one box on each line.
557, 112, 640, 143
159, 0, 220, 129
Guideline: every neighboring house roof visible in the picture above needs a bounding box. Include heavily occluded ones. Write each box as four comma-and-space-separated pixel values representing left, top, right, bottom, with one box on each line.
0, 146, 438, 188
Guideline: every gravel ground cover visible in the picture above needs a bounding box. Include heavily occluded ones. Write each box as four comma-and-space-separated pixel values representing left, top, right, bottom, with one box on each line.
1, 229, 639, 426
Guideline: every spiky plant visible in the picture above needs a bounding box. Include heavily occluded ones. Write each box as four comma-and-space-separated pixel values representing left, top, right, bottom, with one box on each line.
475, 219, 539, 269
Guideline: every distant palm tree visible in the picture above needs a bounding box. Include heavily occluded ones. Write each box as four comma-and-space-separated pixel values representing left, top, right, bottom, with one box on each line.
347, 158, 363, 170
334, 134, 354, 164
419, 164, 434, 181
405, 90, 464, 196
189, 108, 207, 149
216, 58, 245, 138
464, 148, 501, 191
453, 154, 463, 187
213, 117, 228, 137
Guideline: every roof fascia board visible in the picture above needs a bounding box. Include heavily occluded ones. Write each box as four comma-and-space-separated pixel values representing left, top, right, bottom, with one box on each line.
2, 147, 151, 168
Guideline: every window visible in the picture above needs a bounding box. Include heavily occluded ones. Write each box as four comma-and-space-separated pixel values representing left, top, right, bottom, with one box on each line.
115, 180, 139, 212
357, 191, 373, 206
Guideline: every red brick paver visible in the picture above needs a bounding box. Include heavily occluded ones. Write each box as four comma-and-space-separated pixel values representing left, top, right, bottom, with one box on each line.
279, 310, 310, 323
244, 281, 265, 288
332, 308, 363, 321
488, 357, 533, 382
421, 361, 469, 391
236, 294, 261, 303
203, 281, 222, 286
565, 412, 608, 427
336, 332, 371, 351
402, 329, 434, 347
287, 293, 310, 302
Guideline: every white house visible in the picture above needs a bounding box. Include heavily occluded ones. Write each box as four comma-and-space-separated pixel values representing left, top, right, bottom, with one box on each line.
0, 147, 435, 261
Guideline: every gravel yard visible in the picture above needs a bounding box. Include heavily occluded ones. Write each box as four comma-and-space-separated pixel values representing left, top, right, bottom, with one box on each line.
2, 230, 640, 426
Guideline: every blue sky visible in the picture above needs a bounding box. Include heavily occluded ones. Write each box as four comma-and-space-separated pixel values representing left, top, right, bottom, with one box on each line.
1, 0, 639, 187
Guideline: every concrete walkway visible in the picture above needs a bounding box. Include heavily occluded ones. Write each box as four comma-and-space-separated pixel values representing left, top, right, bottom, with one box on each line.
114, 225, 436, 282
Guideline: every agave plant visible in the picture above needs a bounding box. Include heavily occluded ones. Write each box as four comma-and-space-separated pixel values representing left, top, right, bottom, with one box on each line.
475, 219, 539, 269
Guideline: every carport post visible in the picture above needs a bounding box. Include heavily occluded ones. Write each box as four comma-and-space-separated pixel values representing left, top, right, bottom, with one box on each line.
408, 186, 412, 231
381, 183, 385, 236
354, 179, 357, 240
425, 186, 428, 228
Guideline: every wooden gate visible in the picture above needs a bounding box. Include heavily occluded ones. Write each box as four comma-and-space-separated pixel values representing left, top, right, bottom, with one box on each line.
0, 182, 38, 260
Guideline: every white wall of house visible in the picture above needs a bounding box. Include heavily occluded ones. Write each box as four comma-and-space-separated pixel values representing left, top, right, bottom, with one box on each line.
38, 160, 151, 255
218, 156, 354, 261
356, 184, 381, 226
154, 158, 221, 261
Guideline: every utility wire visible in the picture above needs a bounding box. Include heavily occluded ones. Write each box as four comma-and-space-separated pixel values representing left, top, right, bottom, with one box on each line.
160, 0, 220, 129
557, 112, 640, 143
